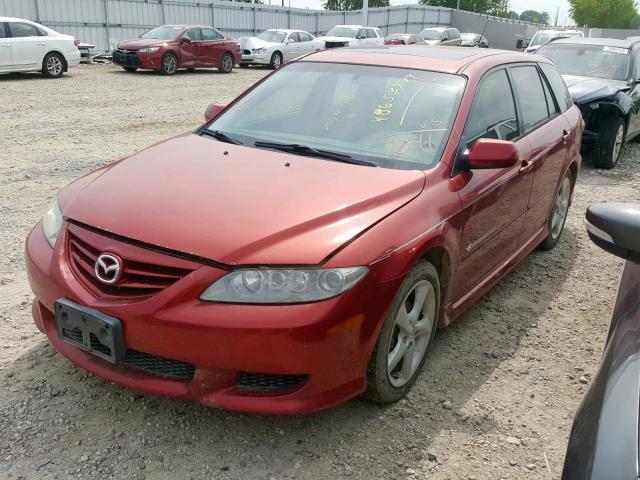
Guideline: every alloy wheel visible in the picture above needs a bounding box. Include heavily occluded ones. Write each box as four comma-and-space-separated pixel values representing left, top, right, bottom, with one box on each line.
387, 280, 436, 388
164, 55, 177, 74
272, 54, 281, 68
550, 176, 571, 240
613, 124, 624, 164
222, 55, 233, 72
47, 56, 63, 76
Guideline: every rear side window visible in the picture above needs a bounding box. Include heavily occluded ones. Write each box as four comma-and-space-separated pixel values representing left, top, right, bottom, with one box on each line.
449, 29, 460, 39
539, 62, 573, 112
299, 32, 313, 42
510, 65, 551, 133
201, 28, 223, 41
463, 69, 520, 146
0, 23, 6, 39
540, 72, 558, 116
9, 22, 42, 38
287, 32, 300, 43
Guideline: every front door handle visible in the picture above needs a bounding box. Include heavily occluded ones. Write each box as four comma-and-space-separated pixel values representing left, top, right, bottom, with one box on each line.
37, 42, 46, 46
562, 129, 570, 143
1, 44, 10, 48
519, 159, 534, 174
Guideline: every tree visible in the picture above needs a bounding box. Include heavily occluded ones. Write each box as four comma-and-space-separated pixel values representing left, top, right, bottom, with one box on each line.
324, 0, 388, 10
418, 0, 509, 17
519, 10, 550, 24
568, 0, 638, 28
508, 10, 520, 20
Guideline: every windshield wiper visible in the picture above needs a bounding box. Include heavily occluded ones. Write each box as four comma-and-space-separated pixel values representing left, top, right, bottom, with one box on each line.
253, 141, 376, 167
200, 129, 243, 145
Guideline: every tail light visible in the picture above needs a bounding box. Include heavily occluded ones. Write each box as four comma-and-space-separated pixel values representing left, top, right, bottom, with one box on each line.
74, 38, 80, 46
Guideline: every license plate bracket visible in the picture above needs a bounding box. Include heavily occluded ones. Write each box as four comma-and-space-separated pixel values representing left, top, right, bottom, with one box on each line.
54, 299, 126, 363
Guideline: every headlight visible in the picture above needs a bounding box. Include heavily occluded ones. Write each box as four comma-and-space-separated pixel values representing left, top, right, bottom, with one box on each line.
138, 47, 159, 53
200, 267, 368, 304
252, 47, 267, 54
42, 198, 63, 248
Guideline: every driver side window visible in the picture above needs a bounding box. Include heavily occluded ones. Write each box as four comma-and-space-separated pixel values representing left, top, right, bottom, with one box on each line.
463, 69, 520, 148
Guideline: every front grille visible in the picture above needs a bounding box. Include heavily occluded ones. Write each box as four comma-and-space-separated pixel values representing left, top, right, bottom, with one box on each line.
113, 49, 141, 67
66, 224, 197, 299
123, 350, 195, 380
242, 49, 251, 55
236, 372, 308, 396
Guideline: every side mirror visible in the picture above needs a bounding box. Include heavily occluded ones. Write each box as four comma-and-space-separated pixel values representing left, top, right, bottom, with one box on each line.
204, 103, 226, 122
585, 203, 640, 263
467, 138, 519, 169
516, 39, 524, 49
180, 37, 191, 44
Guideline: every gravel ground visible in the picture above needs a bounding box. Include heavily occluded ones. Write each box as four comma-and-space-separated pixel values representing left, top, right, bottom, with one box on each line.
1, 64, 640, 480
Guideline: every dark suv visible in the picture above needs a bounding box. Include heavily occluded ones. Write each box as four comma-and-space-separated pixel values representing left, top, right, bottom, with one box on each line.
537, 37, 640, 169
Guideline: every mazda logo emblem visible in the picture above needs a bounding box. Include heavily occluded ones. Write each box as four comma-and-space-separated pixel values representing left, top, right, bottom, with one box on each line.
94, 253, 122, 285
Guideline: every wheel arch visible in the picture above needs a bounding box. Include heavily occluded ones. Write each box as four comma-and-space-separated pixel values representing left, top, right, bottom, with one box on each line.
43, 50, 68, 71
420, 246, 451, 306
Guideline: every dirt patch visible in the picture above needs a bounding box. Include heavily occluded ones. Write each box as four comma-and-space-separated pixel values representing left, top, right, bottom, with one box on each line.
1, 64, 639, 480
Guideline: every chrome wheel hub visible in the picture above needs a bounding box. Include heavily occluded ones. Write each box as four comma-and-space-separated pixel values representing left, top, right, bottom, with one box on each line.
164, 56, 176, 73
47, 56, 62, 76
387, 280, 436, 388
550, 176, 571, 240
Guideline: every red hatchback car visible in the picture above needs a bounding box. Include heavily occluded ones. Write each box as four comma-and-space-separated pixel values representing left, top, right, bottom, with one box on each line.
113, 24, 241, 75
26, 47, 582, 414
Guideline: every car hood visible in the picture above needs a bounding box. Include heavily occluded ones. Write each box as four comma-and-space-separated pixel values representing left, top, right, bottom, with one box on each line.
239, 37, 280, 50
117, 38, 170, 50
318, 36, 352, 44
58, 133, 426, 266
562, 75, 630, 104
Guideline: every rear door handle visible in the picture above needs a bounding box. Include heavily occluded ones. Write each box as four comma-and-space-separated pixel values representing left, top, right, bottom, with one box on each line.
519, 159, 534, 174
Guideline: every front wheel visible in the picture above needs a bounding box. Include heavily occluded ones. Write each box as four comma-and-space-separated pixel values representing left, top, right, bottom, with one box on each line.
269, 51, 282, 70
160, 53, 178, 75
539, 170, 573, 250
219, 53, 234, 73
364, 260, 440, 404
42, 52, 64, 78
593, 116, 624, 169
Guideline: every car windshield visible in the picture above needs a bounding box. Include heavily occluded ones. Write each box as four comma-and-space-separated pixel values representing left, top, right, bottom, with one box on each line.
140, 26, 184, 40
206, 62, 466, 170
538, 43, 631, 81
325, 27, 359, 38
257, 30, 287, 43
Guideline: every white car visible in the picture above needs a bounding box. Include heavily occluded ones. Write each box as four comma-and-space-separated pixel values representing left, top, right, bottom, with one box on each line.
0, 17, 81, 78
523, 29, 584, 53
318, 25, 384, 49
240, 29, 324, 69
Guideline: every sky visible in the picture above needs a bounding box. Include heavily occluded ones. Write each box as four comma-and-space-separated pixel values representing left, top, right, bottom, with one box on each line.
282, 0, 573, 26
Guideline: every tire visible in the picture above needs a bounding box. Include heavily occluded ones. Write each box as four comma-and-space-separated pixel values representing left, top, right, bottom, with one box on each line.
239, 63, 249, 68
539, 170, 574, 251
218, 53, 234, 74
269, 51, 283, 70
160, 53, 178, 75
122, 67, 137, 72
593, 116, 624, 169
42, 52, 64, 78
364, 260, 440, 404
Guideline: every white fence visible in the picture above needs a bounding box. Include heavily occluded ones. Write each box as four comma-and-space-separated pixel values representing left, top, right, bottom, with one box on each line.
1, 0, 459, 51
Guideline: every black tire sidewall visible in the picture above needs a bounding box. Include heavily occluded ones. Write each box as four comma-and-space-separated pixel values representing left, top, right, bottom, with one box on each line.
594, 116, 624, 169
365, 260, 440, 404
42, 53, 64, 78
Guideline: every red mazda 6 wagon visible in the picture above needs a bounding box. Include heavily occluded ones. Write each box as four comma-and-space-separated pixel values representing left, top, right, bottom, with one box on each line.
25, 46, 582, 414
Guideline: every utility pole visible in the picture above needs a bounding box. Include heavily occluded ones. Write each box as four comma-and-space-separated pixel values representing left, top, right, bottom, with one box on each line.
363, 0, 369, 25
554, 6, 559, 26
456, 0, 460, 10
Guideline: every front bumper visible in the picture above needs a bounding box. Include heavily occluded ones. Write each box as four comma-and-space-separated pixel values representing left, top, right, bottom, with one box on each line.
113, 50, 162, 70
240, 53, 269, 65
25, 221, 401, 414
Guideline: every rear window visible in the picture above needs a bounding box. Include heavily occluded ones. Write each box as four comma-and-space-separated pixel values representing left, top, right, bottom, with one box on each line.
511, 65, 552, 132
539, 62, 573, 112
